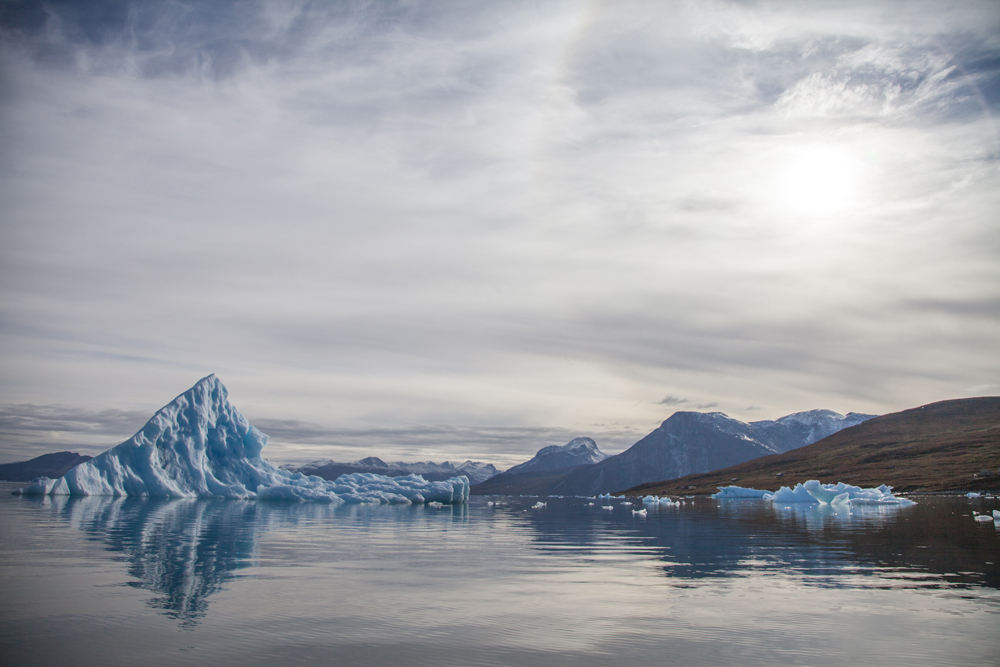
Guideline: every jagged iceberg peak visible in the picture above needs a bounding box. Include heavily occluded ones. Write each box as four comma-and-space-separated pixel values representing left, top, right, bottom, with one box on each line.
15, 375, 468, 504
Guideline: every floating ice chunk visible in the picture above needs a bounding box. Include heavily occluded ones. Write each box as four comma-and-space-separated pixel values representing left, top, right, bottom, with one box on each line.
598, 493, 612, 500
994, 510, 1000, 520
532, 501, 546, 509
14, 376, 469, 505
427, 501, 444, 508
967, 492, 981, 498
601, 505, 613, 510
632, 508, 647, 516
621, 501, 633, 506
975, 514, 994, 522
642, 495, 658, 504
712, 486, 770, 499
715, 480, 914, 506
587, 502, 595, 506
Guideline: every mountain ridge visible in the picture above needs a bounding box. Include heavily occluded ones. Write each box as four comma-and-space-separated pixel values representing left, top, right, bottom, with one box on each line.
284, 457, 499, 485
622, 397, 1000, 495
472, 408, 875, 496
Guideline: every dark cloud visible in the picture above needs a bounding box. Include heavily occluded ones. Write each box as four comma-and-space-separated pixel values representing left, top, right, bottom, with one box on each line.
657, 396, 688, 406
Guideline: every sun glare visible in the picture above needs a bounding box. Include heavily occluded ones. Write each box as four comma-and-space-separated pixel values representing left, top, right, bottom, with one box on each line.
773, 145, 863, 218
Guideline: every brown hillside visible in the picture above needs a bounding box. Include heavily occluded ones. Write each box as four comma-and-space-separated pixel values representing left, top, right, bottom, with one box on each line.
622, 396, 1000, 496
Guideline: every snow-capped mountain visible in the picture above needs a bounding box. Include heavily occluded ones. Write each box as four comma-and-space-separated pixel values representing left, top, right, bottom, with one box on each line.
287, 457, 499, 485
470, 437, 609, 495
750, 410, 874, 452
16, 375, 469, 504
546, 409, 876, 496
471, 409, 876, 496
503, 437, 608, 475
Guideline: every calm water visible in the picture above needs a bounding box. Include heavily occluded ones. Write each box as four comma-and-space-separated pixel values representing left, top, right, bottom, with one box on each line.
1, 482, 998, 667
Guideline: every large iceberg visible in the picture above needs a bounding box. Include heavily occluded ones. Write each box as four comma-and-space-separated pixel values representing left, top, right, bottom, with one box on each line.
713, 480, 914, 506
14, 375, 468, 505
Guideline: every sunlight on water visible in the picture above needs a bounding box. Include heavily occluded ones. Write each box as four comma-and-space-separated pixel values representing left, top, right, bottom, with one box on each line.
1, 485, 998, 667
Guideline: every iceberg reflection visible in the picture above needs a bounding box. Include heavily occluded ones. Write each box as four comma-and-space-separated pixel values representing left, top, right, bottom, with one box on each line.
38, 495, 260, 627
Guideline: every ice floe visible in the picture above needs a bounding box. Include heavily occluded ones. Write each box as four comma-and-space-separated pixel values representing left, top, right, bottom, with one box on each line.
14, 375, 469, 505
712, 480, 914, 506
642, 495, 681, 507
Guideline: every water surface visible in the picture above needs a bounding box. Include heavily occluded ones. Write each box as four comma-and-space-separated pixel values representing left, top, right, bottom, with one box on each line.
2, 484, 998, 666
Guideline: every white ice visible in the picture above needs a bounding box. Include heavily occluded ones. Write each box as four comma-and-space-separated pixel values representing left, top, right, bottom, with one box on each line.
711, 486, 771, 499
532, 501, 546, 509
642, 494, 680, 507
712, 480, 914, 506
14, 375, 469, 505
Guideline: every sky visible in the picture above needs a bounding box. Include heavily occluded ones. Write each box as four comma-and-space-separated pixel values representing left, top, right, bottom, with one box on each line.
1, 0, 998, 467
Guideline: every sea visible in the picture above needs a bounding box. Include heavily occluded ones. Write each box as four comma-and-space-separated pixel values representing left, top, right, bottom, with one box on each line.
1, 482, 998, 667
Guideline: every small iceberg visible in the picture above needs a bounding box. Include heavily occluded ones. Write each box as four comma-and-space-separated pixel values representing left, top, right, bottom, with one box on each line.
601, 505, 613, 510
975, 514, 994, 523
531, 501, 546, 509
632, 508, 647, 516
642, 494, 680, 507
712, 480, 914, 507
14, 376, 469, 505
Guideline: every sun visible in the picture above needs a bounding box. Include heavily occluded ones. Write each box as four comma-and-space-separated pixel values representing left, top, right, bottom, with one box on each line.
773, 144, 863, 217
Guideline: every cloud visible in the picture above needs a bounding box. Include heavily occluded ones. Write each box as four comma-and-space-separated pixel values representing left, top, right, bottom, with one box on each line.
657, 396, 688, 406
0, 404, 150, 462
0, 0, 998, 461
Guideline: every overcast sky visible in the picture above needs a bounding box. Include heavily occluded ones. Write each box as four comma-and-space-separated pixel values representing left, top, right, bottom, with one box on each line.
1, 0, 998, 467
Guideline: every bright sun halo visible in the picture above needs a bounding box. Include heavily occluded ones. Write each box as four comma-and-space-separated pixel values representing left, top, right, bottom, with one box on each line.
773, 145, 863, 217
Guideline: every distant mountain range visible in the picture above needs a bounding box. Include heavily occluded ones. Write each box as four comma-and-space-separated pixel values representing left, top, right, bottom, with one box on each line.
283, 457, 500, 485
0, 452, 92, 481
472, 409, 875, 496
625, 397, 1000, 496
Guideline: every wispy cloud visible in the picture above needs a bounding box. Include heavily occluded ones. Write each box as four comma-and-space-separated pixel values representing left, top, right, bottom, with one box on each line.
1, 0, 997, 462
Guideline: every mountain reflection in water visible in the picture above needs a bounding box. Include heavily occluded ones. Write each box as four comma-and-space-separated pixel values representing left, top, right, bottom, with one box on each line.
10, 493, 998, 632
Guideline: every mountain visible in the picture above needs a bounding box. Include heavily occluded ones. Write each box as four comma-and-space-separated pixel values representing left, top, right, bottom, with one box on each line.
469, 438, 608, 495
286, 457, 499, 485
624, 397, 999, 495
504, 437, 608, 475
0, 451, 93, 481
470, 437, 608, 495
472, 409, 875, 497
14, 375, 468, 504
